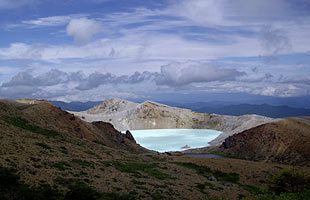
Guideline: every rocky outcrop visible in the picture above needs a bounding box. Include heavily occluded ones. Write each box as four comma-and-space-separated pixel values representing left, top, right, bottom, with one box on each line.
219, 118, 310, 166
71, 98, 275, 146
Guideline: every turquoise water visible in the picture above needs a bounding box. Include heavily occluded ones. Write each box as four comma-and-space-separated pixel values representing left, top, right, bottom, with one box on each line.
129, 129, 221, 152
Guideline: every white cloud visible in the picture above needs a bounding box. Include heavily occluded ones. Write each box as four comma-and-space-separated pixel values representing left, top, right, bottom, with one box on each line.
66, 18, 102, 44
21, 14, 88, 27
167, 0, 293, 26
260, 25, 292, 60
156, 61, 246, 86
168, 0, 224, 25
1, 66, 309, 100
0, 0, 36, 9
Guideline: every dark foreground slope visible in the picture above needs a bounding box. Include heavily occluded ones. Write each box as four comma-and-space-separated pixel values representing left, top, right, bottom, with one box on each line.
0, 100, 309, 200
220, 118, 310, 166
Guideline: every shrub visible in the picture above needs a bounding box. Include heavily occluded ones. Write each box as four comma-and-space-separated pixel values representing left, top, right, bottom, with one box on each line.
174, 162, 239, 183
35, 142, 52, 150
108, 161, 171, 180
269, 169, 310, 194
0, 167, 61, 200
4, 116, 61, 138
64, 182, 100, 200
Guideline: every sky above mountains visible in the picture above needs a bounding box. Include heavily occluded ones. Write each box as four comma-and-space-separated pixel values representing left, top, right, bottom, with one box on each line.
0, 0, 309, 102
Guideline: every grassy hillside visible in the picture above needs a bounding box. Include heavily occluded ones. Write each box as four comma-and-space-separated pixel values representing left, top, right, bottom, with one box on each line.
220, 118, 310, 166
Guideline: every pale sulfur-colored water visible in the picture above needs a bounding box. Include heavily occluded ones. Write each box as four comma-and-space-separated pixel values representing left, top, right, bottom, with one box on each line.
128, 129, 222, 152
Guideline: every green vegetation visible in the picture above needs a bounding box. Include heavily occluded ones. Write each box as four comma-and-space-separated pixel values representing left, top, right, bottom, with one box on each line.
242, 169, 310, 200
244, 190, 310, 200
50, 161, 71, 171
4, 116, 61, 138
174, 162, 240, 183
64, 182, 101, 200
71, 159, 95, 169
0, 167, 61, 200
35, 142, 52, 150
269, 169, 309, 194
150, 190, 166, 200
60, 146, 68, 154
0, 167, 137, 200
16, 104, 34, 110
107, 161, 171, 180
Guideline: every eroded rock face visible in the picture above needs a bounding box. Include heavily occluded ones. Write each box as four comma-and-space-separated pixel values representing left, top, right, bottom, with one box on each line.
91, 121, 144, 152
125, 130, 136, 142
71, 98, 275, 146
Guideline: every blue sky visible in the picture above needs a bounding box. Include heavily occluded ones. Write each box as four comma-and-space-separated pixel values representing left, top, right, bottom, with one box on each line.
0, 0, 309, 102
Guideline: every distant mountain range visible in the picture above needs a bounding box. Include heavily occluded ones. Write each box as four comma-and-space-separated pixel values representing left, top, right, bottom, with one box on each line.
50, 100, 101, 111
168, 103, 310, 118
50, 100, 310, 118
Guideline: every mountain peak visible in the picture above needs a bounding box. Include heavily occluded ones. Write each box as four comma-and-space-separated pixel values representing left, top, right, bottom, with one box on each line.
86, 98, 138, 114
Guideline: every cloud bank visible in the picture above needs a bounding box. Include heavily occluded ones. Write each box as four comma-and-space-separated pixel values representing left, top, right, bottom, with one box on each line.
156, 61, 246, 86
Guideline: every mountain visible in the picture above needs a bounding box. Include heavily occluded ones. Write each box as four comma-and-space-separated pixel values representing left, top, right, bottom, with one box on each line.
219, 118, 310, 166
50, 99, 310, 118
2, 99, 145, 153
71, 98, 275, 146
131, 93, 310, 109
1, 99, 309, 199
183, 103, 310, 118
50, 100, 101, 111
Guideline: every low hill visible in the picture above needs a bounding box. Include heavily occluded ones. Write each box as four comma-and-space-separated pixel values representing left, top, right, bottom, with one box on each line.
71, 98, 275, 146
220, 118, 310, 166
2, 99, 144, 153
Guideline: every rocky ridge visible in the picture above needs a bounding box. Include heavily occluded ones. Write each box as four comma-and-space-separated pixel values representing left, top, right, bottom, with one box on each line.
71, 98, 275, 146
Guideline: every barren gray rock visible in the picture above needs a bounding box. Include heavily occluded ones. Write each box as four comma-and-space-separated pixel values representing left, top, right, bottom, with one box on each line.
70, 98, 276, 146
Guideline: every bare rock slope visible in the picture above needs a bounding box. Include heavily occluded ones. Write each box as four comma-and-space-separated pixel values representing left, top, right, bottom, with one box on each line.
71, 98, 275, 145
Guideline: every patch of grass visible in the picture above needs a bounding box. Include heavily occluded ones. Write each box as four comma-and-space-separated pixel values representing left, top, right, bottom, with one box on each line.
4, 116, 61, 138
132, 179, 146, 185
35, 142, 52, 150
269, 168, 310, 194
50, 161, 71, 171
65, 182, 100, 200
242, 189, 310, 200
71, 159, 95, 169
107, 161, 171, 180
102, 192, 137, 200
0, 167, 61, 200
55, 176, 73, 187
241, 169, 310, 200
1, 167, 137, 200
16, 104, 34, 110
174, 162, 239, 183
196, 183, 206, 192
242, 184, 264, 195
60, 146, 68, 154
151, 190, 165, 200
209, 151, 229, 157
